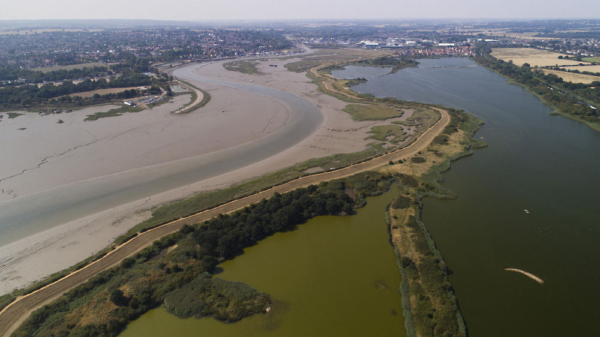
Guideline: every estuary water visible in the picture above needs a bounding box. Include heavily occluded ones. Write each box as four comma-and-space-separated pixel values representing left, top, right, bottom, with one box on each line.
333, 58, 600, 336
120, 187, 405, 337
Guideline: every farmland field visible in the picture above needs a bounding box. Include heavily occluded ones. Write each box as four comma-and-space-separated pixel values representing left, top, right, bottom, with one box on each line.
541, 69, 600, 84
68, 87, 146, 98
491, 48, 588, 67
582, 57, 600, 63
560, 65, 600, 74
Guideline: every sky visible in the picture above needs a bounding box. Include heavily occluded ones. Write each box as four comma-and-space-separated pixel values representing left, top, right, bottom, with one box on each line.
1, 0, 599, 21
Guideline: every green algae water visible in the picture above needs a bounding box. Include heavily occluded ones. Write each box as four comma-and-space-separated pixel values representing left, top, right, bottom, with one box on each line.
120, 187, 405, 337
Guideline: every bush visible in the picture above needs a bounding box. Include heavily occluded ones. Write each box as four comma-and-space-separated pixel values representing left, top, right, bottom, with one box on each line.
411, 157, 426, 163
399, 174, 419, 188
163, 275, 270, 321
110, 289, 128, 306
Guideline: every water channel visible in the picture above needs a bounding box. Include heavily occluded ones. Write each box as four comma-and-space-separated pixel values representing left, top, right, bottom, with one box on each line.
333, 58, 600, 336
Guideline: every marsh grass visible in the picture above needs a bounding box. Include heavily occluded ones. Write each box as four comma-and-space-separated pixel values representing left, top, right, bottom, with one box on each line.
343, 103, 405, 121
223, 61, 261, 75
84, 104, 144, 121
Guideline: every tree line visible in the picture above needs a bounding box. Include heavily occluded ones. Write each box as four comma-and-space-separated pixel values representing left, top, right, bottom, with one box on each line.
0, 71, 157, 107
0, 66, 110, 83
476, 54, 600, 125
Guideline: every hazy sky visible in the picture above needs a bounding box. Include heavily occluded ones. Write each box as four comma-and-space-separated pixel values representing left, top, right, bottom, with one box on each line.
1, 0, 599, 21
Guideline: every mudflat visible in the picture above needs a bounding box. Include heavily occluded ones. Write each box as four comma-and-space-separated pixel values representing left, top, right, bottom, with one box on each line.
0, 52, 419, 296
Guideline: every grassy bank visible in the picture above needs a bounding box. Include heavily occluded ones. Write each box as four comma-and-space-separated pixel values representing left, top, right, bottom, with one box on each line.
343, 103, 406, 121
380, 109, 485, 337
176, 80, 212, 114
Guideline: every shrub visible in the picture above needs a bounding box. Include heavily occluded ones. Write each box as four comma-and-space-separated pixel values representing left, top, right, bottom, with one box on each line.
110, 289, 128, 306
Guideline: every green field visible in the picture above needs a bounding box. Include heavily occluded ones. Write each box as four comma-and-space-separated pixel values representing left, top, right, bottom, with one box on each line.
368, 125, 408, 144
223, 61, 261, 75
31, 62, 107, 73
582, 57, 600, 63
343, 103, 406, 121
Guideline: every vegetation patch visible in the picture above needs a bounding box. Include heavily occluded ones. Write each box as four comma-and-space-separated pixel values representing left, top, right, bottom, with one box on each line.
382, 109, 484, 337
31, 62, 108, 73
164, 275, 270, 321
0, 294, 15, 312
368, 125, 408, 144
284, 48, 396, 74
349, 56, 419, 74
7, 112, 23, 119
391, 196, 411, 209
84, 104, 144, 121
343, 103, 405, 121
344, 78, 367, 87
223, 61, 261, 75
410, 156, 426, 163
176, 80, 212, 114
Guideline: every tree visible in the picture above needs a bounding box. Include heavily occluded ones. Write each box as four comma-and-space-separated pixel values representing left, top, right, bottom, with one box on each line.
20, 97, 32, 107
201, 255, 219, 272
109, 289, 128, 306
342, 203, 353, 215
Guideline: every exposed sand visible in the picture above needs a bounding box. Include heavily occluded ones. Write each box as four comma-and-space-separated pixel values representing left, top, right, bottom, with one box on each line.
505, 268, 544, 284
492, 48, 588, 67
0, 52, 410, 295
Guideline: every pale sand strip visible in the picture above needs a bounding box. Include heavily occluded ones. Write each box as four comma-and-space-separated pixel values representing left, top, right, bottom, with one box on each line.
505, 268, 544, 284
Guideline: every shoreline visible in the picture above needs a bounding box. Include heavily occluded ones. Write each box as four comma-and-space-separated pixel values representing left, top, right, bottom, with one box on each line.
0, 105, 451, 337
473, 56, 600, 133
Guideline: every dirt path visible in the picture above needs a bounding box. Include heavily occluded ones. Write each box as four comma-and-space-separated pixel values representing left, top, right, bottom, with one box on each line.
0, 108, 449, 337
309, 61, 367, 101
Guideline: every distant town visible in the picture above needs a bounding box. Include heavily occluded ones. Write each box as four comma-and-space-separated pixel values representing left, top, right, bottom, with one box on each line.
1, 19, 599, 111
